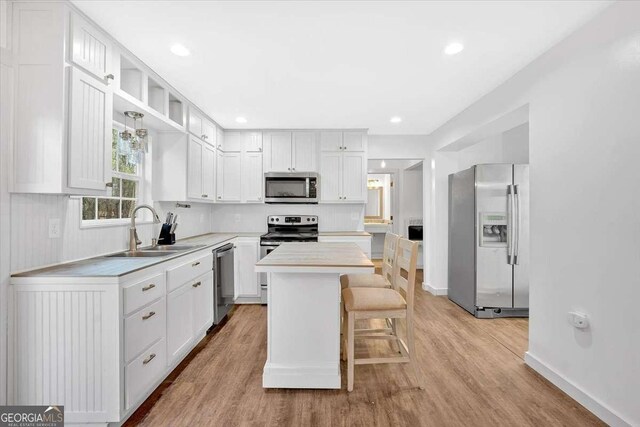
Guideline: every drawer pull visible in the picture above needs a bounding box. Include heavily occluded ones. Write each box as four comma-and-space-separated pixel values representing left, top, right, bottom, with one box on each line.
192, 281, 202, 288
142, 284, 156, 292
143, 353, 156, 365
192, 261, 200, 267
142, 311, 156, 320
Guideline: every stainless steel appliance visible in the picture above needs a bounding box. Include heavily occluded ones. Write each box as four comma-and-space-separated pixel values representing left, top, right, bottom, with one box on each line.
264, 172, 319, 204
259, 215, 319, 303
213, 243, 234, 324
448, 164, 529, 318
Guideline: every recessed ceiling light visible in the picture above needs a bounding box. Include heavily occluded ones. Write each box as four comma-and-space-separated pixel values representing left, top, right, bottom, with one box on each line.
444, 42, 464, 56
235, 117, 247, 124
170, 43, 190, 57
390, 116, 402, 123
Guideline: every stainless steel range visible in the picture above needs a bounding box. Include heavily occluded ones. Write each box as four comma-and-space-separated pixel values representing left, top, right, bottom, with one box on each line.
259, 215, 319, 303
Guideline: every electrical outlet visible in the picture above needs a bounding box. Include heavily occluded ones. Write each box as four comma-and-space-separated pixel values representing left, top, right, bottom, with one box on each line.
48, 218, 61, 239
568, 311, 589, 329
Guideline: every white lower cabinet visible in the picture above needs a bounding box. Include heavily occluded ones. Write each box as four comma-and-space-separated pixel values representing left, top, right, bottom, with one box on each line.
233, 237, 261, 302
9, 247, 219, 425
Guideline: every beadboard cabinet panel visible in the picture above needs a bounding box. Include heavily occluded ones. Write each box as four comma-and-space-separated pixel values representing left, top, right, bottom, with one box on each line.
68, 67, 113, 191
70, 12, 112, 82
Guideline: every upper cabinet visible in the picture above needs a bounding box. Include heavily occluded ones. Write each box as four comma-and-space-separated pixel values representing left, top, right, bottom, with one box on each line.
70, 13, 113, 83
224, 131, 261, 152
68, 67, 113, 191
320, 131, 366, 152
188, 107, 216, 145
216, 132, 263, 203
264, 131, 317, 173
11, 3, 112, 194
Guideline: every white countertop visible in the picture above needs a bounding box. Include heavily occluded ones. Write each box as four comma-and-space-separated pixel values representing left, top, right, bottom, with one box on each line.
255, 242, 374, 273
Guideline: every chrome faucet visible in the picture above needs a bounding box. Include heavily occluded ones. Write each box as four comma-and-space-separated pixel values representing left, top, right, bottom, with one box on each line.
129, 204, 162, 251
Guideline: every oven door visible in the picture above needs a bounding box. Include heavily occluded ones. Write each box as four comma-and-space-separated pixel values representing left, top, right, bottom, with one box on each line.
264, 173, 318, 204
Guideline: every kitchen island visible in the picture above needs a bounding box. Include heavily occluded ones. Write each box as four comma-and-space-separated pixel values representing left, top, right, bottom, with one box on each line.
255, 242, 374, 389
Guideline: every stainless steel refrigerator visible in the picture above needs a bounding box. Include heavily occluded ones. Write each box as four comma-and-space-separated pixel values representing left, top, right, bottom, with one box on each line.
448, 164, 529, 318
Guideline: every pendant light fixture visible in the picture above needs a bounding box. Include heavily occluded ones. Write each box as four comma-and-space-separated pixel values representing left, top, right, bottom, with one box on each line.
120, 111, 149, 155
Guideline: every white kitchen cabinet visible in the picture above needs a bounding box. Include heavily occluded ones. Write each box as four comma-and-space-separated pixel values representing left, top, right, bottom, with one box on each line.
192, 272, 214, 336
11, 2, 113, 194
68, 66, 113, 191
202, 119, 216, 145
245, 131, 263, 152
292, 131, 317, 172
234, 238, 261, 301
266, 131, 292, 172
217, 152, 242, 202
320, 131, 343, 152
342, 131, 366, 151
224, 131, 261, 152
167, 282, 195, 364
341, 152, 366, 201
242, 151, 263, 202
202, 145, 216, 200
188, 107, 203, 139
320, 131, 366, 152
320, 151, 366, 202
70, 12, 113, 82
216, 127, 225, 151
187, 137, 203, 199
265, 131, 317, 172
188, 107, 216, 145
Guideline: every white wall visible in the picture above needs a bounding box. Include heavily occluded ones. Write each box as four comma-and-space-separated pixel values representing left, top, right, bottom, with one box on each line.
368, 135, 430, 159
424, 2, 640, 425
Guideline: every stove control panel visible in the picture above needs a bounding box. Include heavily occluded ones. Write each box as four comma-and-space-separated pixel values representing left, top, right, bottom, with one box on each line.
268, 215, 317, 225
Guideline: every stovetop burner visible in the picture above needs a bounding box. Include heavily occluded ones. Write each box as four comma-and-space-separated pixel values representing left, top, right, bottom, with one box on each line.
260, 215, 319, 246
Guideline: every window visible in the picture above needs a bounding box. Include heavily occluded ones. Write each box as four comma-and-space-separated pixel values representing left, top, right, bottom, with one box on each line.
81, 124, 143, 224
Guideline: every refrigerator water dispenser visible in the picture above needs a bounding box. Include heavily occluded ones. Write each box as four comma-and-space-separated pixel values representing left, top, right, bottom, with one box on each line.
479, 212, 507, 247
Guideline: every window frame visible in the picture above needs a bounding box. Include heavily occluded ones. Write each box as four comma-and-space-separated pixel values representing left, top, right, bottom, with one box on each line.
80, 121, 147, 228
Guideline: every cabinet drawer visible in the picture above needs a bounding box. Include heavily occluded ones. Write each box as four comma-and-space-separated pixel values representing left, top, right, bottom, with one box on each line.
125, 297, 166, 362
125, 338, 166, 410
123, 273, 166, 315
166, 253, 212, 292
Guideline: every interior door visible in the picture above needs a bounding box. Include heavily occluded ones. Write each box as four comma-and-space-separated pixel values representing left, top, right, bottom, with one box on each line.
68, 67, 112, 191
513, 164, 530, 308
475, 164, 514, 309
268, 132, 292, 172
187, 137, 203, 199
292, 131, 316, 172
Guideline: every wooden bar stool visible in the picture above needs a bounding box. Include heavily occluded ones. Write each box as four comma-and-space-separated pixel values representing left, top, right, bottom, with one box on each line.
340, 232, 399, 289
341, 238, 423, 392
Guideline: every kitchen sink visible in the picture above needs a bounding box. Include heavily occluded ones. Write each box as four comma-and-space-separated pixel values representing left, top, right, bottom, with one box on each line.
105, 251, 180, 258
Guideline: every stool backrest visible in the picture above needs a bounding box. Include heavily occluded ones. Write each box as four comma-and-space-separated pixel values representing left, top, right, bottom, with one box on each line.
392, 238, 419, 311
381, 232, 400, 284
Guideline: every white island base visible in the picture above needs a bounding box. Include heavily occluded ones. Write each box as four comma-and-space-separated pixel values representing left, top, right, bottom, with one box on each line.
256, 243, 375, 389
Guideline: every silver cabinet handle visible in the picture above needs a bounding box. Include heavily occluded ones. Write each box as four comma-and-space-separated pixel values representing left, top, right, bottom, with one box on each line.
217, 196, 222, 199
143, 353, 156, 365
142, 311, 156, 320
202, 194, 208, 198
142, 284, 155, 292
192, 261, 200, 267
105, 74, 114, 84
105, 181, 113, 187
192, 281, 201, 288
201, 134, 206, 139
288, 167, 291, 171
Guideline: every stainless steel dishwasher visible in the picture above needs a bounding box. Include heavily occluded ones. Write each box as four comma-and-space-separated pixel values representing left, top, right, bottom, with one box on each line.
213, 243, 234, 324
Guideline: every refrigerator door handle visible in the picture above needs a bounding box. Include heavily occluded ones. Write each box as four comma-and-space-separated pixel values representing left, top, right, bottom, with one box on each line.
507, 185, 514, 265
514, 185, 520, 265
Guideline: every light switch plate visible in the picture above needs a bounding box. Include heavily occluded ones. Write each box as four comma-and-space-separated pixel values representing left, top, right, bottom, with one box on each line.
48, 218, 61, 238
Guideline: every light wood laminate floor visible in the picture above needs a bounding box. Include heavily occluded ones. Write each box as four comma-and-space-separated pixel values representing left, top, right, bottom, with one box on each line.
126, 268, 603, 426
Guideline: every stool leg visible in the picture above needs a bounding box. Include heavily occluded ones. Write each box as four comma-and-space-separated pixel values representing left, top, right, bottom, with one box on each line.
347, 312, 355, 392
407, 315, 424, 390
341, 302, 347, 361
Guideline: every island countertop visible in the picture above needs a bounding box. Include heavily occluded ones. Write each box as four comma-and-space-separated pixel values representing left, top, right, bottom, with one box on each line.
255, 242, 374, 274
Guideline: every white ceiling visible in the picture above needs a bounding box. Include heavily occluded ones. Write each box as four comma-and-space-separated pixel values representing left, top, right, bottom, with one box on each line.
72, 1, 611, 134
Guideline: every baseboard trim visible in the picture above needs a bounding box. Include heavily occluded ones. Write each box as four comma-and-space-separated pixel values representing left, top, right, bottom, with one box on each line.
422, 282, 447, 296
524, 352, 632, 427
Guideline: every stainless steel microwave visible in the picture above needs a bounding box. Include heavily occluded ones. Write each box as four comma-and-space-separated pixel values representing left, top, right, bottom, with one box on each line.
264, 172, 319, 204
